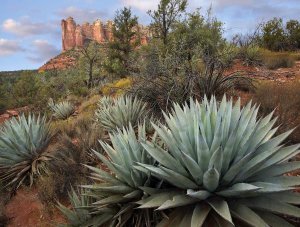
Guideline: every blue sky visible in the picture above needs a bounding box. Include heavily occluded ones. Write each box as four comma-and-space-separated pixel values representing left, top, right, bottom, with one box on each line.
0, 0, 300, 71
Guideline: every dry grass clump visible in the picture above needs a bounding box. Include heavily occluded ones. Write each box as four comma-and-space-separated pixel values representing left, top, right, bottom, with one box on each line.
38, 117, 103, 206
253, 80, 300, 143
261, 50, 295, 69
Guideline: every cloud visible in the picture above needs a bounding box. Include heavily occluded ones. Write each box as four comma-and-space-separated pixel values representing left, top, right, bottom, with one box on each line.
122, 0, 160, 11
0, 39, 24, 56
57, 6, 108, 23
27, 40, 60, 63
2, 17, 56, 36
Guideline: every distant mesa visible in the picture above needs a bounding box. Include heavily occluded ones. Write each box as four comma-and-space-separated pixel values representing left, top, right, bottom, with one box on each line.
39, 17, 151, 72
61, 17, 150, 51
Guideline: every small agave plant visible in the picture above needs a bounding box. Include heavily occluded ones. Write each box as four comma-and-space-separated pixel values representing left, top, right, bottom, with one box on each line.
80, 124, 157, 226
57, 187, 113, 227
49, 98, 75, 120
0, 114, 52, 191
95, 95, 148, 131
135, 96, 300, 227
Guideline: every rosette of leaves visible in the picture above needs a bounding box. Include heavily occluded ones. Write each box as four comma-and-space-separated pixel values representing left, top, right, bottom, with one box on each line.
0, 114, 52, 191
95, 95, 148, 131
49, 99, 75, 120
57, 187, 113, 227
136, 96, 300, 227
61, 124, 158, 226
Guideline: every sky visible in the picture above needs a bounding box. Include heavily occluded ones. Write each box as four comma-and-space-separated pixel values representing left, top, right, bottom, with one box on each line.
0, 0, 300, 71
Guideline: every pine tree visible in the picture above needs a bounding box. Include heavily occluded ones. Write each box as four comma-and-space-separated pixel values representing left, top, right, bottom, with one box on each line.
106, 7, 139, 78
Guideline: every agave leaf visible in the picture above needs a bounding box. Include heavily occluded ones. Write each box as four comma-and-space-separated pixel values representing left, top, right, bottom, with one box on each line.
264, 176, 300, 187
141, 141, 187, 176
241, 197, 300, 218
230, 202, 268, 227
208, 147, 223, 174
191, 203, 211, 227
203, 168, 220, 192
157, 194, 197, 210
250, 161, 300, 180
207, 198, 234, 226
255, 210, 294, 227
216, 183, 261, 197
187, 189, 211, 200
266, 191, 300, 204
137, 191, 179, 208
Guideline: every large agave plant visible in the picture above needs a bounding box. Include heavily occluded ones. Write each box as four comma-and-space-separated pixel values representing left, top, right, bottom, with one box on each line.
0, 114, 52, 190
95, 95, 148, 131
49, 99, 75, 120
81, 124, 158, 226
136, 96, 300, 226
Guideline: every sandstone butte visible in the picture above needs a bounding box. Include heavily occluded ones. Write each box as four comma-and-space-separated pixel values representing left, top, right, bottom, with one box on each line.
39, 17, 150, 71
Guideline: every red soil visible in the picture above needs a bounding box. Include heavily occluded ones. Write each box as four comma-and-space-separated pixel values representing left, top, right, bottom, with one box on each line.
4, 187, 66, 227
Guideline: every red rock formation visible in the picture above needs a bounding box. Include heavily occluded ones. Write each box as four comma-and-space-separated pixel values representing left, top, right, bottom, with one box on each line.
61, 17, 150, 51
61, 17, 76, 51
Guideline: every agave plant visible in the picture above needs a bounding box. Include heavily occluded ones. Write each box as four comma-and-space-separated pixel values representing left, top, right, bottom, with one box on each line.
0, 114, 52, 191
95, 95, 148, 131
57, 187, 113, 227
80, 124, 158, 226
135, 96, 300, 226
49, 99, 75, 120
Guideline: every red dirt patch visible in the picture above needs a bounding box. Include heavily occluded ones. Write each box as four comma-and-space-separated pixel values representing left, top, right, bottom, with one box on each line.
5, 187, 66, 227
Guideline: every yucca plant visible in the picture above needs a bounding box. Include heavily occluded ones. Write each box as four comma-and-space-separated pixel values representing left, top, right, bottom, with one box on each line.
81, 124, 159, 226
0, 114, 53, 191
95, 95, 148, 131
136, 96, 300, 226
49, 99, 75, 120
196, 60, 254, 98
57, 187, 113, 227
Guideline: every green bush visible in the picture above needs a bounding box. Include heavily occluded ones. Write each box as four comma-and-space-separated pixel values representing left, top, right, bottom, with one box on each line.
239, 45, 263, 66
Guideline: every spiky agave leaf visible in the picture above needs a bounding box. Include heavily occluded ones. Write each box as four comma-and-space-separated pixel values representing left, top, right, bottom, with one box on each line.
49, 100, 75, 120
95, 95, 148, 132
0, 114, 53, 191
82, 124, 158, 226
136, 96, 300, 227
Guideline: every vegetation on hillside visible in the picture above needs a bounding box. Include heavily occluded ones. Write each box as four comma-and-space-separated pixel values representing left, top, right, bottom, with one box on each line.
1, 0, 300, 226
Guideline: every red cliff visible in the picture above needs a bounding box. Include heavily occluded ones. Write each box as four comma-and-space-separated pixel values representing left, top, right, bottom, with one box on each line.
61, 17, 150, 51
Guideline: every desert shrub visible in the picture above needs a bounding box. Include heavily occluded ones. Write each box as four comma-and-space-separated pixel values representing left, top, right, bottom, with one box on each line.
253, 80, 300, 144
0, 114, 53, 192
101, 77, 132, 96
135, 96, 300, 226
195, 58, 255, 98
48, 99, 75, 120
238, 45, 263, 66
37, 125, 96, 206
95, 95, 148, 131
261, 50, 295, 69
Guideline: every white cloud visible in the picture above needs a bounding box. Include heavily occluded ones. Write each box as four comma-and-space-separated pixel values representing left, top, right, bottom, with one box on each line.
0, 39, 24, 56
27, 39, 59, 63
2, 17, 56, 36
122, 0, 160, 11
57, 6, 107, 23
